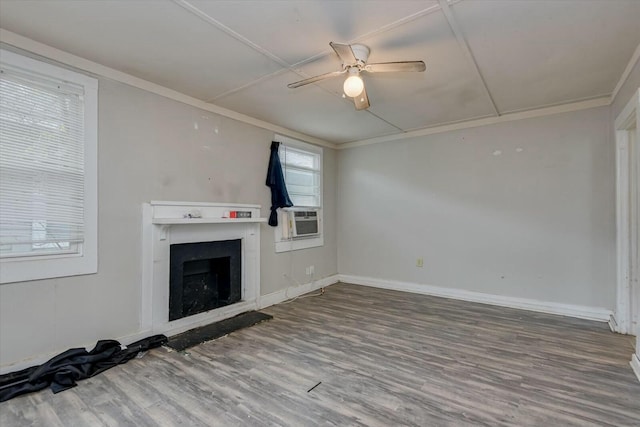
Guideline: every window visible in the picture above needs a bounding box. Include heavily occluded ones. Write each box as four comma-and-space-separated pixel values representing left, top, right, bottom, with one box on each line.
0, 49, 97, 283
274, 135, 323, 253
280, 143, 321, 208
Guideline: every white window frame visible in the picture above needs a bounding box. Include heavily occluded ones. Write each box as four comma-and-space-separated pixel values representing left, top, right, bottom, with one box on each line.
0, 49, 98, 284
274, 135, 323, 253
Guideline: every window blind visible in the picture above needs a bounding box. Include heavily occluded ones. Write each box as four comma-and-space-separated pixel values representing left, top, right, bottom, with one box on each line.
279, 145, 321, 207
0, 64, 85, 257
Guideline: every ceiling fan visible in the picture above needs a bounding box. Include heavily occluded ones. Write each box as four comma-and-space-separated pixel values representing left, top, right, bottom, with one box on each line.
287, 42, 426, 111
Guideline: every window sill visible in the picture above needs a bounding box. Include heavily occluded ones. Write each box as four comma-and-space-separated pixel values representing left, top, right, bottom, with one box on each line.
0, 251, 97, 284
275, 236, 324, 253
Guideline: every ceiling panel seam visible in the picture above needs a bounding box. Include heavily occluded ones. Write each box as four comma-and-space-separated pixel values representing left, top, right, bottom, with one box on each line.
438, 0, 500, 117
173, 0, 291, 69
206, 68, 290, 103
362, 109, 405, 133
174, 0, 342, 104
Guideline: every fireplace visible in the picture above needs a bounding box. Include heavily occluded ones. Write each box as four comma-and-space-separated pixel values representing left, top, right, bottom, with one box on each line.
169, 239, 241, 321
142, 201, 265, 336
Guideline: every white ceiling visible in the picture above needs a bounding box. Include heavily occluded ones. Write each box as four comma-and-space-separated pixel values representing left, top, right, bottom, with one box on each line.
1, 0, 639, 145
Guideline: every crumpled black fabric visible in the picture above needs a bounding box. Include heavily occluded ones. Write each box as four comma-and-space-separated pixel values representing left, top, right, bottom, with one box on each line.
266, 140, 293, 226
0, 334, 167, 402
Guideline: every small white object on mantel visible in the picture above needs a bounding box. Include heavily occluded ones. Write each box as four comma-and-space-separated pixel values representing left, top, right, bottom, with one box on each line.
141, 201, 266, 338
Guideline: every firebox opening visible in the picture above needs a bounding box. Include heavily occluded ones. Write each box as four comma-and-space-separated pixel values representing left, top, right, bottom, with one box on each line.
169, 239, 241, 321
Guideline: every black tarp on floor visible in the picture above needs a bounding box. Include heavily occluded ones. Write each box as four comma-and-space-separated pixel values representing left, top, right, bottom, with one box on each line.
0, 334, 167, 402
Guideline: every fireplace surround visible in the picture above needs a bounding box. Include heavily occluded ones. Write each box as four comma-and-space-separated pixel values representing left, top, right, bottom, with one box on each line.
141, 201, 266, 336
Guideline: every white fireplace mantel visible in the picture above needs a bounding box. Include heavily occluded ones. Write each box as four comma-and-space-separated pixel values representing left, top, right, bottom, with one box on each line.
141, 201, 267, 337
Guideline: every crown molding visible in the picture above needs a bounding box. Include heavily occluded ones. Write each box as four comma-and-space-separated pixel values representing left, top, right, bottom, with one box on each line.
337, 96, 611, 150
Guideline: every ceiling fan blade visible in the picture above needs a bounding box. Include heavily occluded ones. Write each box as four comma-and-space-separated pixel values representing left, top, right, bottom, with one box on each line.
364, 61, 426, 73
287, 70, 346, 89
353, 86, 370, 111
330, 42, 357, 66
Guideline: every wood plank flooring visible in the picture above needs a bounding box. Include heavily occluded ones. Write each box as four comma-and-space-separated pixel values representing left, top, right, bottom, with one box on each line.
2, 282, 639, 426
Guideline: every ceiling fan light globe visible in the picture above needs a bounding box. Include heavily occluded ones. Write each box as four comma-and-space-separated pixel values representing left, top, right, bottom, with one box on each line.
343, 75, 364, 97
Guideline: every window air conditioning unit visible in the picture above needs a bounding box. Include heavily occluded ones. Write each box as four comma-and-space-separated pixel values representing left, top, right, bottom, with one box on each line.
289, 210, 319, 238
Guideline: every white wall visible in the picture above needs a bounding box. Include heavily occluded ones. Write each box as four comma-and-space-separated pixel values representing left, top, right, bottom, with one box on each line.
0, 77, 338, 369
337, 106, 615, 309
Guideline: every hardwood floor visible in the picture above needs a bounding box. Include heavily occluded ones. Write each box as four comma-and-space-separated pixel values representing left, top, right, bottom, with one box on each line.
2, 282, 639, 426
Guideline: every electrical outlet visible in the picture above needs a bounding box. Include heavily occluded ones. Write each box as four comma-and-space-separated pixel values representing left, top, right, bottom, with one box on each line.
310, 265, 314, 275
416, 258, 424, 268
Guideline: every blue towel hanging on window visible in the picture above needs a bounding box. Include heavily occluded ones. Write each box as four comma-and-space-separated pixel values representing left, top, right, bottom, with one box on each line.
266, 141, 293, 226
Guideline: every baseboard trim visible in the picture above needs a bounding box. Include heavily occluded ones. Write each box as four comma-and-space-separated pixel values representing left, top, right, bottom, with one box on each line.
631, 354, 640, 384
339, 274, 612, 322
258, 274, 340, 309
608, 314, 619, 333
0, 275, 341, 375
